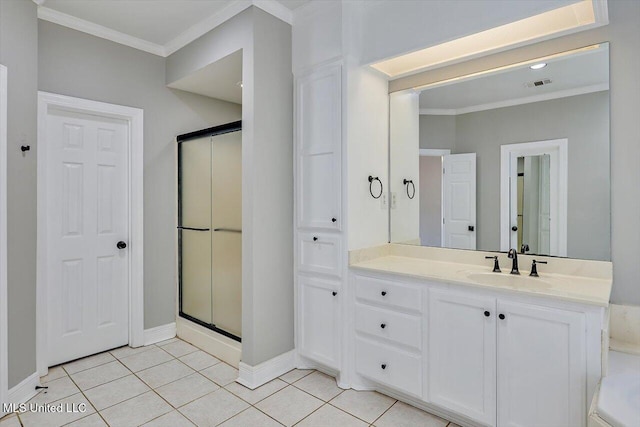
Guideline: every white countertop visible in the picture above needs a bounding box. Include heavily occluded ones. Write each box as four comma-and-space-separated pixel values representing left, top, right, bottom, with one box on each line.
350, 255, 612, 307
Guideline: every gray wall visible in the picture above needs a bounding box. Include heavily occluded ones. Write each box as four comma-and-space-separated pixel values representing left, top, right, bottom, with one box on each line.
419, 91, 610, 260
419, 115, 456, 150
394, 0, 640, 305
0, 0, 38, 389
419, 156, 442, 247
38, 21, 242, 331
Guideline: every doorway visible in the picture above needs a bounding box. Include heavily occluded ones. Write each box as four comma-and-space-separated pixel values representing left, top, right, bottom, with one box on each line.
37, 92, 144, 375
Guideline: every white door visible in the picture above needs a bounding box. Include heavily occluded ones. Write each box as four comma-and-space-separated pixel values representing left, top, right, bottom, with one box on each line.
45, 107, 129, 366
428, 289, 496, 425
298, 276, 340, 369
497, 300, 586, 427
296, 64, 341, 230
443, 153, 476, 249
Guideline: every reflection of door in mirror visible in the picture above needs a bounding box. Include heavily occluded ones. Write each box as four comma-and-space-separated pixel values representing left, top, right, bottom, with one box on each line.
517, 155, 550, 255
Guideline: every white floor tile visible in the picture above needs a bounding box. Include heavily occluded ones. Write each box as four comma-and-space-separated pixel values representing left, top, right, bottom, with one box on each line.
374, 401, 448, 427
28, 376, 79, 404
255, 386, 323, 427
447, 423, 462, 427
179, 389, 249, 427
293, 372, 343, 401
329, 390, 396, 424
278, 369, 313, 384
100, 391, 172, 427
217, 407, 282, 427
119, 347, 173, 372
141, 410, 195, 427
63, 352, 116, 375
0, 414, 20, 427
136, 359, 195, 389
160, 340, 198, 358
199, 363, 238, 386
19, 393, 96, 427
65, 413, 108, 426
154, 373, 219, 408
70, 361, 130, 390
39, 366, 67, 384
83, 374, 150, 411
225, 379, 287, 405
297, 404, 368, 427
179, 351, 221, 371
110, 345, 156, 360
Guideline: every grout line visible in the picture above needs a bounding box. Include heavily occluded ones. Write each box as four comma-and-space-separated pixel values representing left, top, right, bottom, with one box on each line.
369, 399, 398, 426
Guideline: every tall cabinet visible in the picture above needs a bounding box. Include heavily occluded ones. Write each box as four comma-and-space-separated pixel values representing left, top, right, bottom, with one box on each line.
295, 62, 344, 372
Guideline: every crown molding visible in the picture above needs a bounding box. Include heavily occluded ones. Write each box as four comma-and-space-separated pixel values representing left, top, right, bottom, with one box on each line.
37, 6, 166, 56
38, 0, 292, 58
419, 83, 609, 116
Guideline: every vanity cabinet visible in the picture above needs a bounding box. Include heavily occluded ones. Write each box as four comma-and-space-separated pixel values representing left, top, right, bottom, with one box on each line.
428, 290, 496, 425
296, 63, 342, 230
351, 271, 600, 427
298, 276, 341, 369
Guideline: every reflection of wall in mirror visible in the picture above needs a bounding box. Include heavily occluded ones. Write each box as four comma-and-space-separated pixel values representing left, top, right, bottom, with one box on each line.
419, 90, 609, 260
419, 156, 443, 246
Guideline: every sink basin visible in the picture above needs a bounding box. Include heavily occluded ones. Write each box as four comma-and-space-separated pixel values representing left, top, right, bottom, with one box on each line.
465, 272, 552, 288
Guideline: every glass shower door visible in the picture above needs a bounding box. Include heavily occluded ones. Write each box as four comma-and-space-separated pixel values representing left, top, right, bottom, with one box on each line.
178, 122, 242, 341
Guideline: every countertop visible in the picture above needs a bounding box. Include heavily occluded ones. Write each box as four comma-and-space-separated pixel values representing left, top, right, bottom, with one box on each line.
350, 255, 612, 307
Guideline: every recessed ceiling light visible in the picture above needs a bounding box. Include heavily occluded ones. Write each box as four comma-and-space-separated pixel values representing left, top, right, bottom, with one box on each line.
530, 63, 547, 70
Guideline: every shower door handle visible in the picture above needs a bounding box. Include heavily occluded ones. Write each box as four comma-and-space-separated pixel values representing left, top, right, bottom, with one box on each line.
177, 226, 211, 231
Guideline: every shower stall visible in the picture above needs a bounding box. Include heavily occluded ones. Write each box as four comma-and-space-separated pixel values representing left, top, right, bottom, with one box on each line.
178, 121, 242, 342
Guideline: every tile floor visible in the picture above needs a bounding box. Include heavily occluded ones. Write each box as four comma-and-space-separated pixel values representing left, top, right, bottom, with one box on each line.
0, 338, 461, 427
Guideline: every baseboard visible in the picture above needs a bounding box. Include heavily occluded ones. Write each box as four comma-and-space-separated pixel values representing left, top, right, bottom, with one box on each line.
143, 322, 176, 346
7, 372, 39, 406
237, 350, 295, 390
176, 317, 241, 368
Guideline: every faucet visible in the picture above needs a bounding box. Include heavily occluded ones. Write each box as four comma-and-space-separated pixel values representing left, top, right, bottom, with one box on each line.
485, 255, 501, 273
530, 259, 548, 277
507, 248, 519, 275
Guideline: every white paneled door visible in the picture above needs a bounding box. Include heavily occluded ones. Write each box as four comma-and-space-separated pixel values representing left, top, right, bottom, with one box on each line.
443, 153, 476, 250
44, 107, 129, 367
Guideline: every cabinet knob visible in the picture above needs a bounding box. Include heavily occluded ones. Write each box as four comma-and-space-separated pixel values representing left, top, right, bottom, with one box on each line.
380, 323, 386, 329
332, 291, 337, 296
313, 236, 318, 241
381, 364, 387, 370
117, 241, 127, 250
484, 311, 490, 317
331, 217, 337, 223
511, 226, 518, 232
499, 314, 506, 320
381, 291, 387, 296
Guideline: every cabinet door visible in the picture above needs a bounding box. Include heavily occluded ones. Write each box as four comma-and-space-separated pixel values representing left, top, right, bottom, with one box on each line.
428, 289, 496, 426
298, 276, 340, 369
497, 301, 586, 427
296, 64, 341, 230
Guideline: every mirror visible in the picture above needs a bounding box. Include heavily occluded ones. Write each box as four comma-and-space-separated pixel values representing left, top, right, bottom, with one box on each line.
389, 43, 610, 261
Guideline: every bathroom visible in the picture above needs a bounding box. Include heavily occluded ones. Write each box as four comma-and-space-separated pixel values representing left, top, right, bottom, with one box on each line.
0, 0, 638, 426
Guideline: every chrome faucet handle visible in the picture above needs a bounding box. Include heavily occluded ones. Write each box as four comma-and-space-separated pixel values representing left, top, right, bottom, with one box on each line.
530, 259, 548, 277
485, 255, 501, 273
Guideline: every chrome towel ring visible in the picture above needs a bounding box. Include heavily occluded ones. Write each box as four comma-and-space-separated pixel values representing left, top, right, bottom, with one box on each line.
368, 175, 383, 199
403, 179, 415, 199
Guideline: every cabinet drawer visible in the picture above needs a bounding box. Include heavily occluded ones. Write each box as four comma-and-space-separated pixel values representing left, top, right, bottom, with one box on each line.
355, 303, 421, 350
355, 337, 422, 397
354, 275, 421, 312
298, 232, 341, 277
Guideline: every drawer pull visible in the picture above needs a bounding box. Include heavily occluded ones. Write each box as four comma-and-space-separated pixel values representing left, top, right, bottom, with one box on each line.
380, 323, 386, 329
332, 291, 337, 296
499, 314, 506, 320
313, 236, 318, 241
381, 364, 387, 370
332, 217, 337, 223
381, 291, 387, 296
484, 311, 490, 317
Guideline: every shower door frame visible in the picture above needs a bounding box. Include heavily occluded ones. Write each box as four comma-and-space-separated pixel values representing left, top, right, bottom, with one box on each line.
177, 120, 242, 343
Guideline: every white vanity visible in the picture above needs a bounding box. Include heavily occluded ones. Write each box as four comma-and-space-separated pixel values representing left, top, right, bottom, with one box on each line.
345, 245, 611, 427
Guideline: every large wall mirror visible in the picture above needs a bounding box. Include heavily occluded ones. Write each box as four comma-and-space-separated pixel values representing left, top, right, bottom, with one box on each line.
389, 43, 610, 261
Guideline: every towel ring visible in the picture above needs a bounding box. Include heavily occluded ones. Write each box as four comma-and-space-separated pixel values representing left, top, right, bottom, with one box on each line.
368, 176, 383, 199
403, 179, 415, 199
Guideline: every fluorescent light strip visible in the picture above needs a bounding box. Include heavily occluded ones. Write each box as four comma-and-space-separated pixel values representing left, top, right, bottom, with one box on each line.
411, 44, 601, 92
371, 0, 597, 78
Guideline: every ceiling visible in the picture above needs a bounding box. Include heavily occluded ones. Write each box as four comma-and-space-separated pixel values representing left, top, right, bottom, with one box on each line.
37, 0, 311, 56
168, 49, 243, 104
419, 44, 609, 114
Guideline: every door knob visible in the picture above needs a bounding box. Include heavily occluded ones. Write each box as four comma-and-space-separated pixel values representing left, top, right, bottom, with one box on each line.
116, 241, 127, 249
499, 314, 506, 320
484, 311, 490, 317
468, 225, 475, 231
511, 226, 518, 231
331, 217, 337, 223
